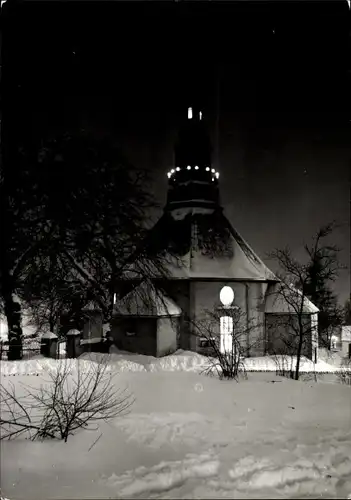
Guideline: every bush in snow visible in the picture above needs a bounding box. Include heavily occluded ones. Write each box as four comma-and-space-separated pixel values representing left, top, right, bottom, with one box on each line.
190, 307, 262, 381
0, 357, 134, 442
272, 351, 296, 380
336, 357, 351, 386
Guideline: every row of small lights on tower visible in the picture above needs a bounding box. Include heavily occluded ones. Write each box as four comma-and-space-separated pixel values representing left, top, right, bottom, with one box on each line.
167, 166, 220, 181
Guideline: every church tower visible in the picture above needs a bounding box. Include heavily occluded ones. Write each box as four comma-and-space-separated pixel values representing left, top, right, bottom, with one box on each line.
166, 106, 220, 214
112, 105, 318, 361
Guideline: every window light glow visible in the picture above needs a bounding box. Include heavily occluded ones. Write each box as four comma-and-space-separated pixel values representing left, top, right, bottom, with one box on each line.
176, 167, 180, 171
167, 172, 171, 178
215, 172, 220, 179
187, 166, 191, 170
212, 178, 214, 181
188, 107, 193, 119
171, 169, 175, 174
220, 315, 233, 354
220, 286, 235, 306
199, 111, 202, 120
195, 165, 199, 170
206, 167, 210, 171
211, 168, 215, 173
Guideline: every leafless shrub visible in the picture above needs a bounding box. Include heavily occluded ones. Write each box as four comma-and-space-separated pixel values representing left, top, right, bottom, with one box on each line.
0, 357, 134, 442
272, 350, 295, 379
190, 307, 262, 381
336, 358, 351, 386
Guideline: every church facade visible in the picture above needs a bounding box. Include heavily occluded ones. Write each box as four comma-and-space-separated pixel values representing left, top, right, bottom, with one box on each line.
111, 106, 318, 360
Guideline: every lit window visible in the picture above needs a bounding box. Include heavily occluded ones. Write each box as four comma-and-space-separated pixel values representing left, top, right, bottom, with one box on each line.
220, 286, 234, 306
215, 172, 220, 179
212, 178, 214, 181
220, 316, 233, 354
188, 107, 193, 119
199, 111, 202, 120
211, 168, 215, 173
171, 169, 175, 174
195, 165, 199, 170
187, 166, 191, 170
176, 167, 180, 171
206, 167, 210, 171
167, 172, 171, 178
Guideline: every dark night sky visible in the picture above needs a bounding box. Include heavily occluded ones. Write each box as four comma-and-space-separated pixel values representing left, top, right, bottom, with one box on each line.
3, 0, 351, 304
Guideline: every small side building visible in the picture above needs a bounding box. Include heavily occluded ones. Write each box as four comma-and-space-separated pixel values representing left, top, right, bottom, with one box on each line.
112, 282, 182, 357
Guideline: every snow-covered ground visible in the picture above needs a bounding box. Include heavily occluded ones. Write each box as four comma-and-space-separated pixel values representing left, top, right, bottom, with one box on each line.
1, 350, 351, 500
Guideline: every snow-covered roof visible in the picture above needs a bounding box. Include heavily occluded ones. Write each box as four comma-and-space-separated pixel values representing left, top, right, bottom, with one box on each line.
41, 331, 58, 339
127, 211, 277, 282
166, 223, 276, 280
113, 282, 182, 317
265, 283, 319, 314
82, 301, 101, 312
67, 329, 81, 336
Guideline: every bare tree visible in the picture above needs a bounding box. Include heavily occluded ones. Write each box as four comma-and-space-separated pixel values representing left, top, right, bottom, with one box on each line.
0, 356, 134, 442
1, 132, 179, 358
268, 222, 346, 380
188, 307, 263, 381
336, 357, 351, 386
343, 298, 351, 325
303, 221, 345, 349
267, 252, 319, 381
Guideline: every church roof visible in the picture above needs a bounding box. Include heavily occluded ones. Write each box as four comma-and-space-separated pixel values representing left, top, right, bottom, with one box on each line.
265, 283, 320, 314
113, 281, 182, 317
142, 209, 277, 281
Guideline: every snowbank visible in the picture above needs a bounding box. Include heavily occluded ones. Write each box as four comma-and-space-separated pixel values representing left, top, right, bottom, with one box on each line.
2, 346, 347, 377
148, 351, 211, 373
0, 356, 147, 376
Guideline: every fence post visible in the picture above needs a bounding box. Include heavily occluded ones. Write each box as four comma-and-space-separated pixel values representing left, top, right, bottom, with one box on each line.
40, 332, 58, 358
66, 329, 82, 358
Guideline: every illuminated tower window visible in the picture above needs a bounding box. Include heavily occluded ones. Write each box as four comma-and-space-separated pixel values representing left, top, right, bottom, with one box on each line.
199, 111, 202, 120
176, 167, 180, 171
188, 107, 193, 119
211, 168, 215, 173
215, 172, 220, 179
167, 172, 171, 178
195, 165, 199, 170
206, 167, 210, 171
187, 165, 191, 170
171, 169, 175, 174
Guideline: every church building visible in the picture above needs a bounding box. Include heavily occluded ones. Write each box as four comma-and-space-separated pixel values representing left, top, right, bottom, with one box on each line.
111, 106, 319, 361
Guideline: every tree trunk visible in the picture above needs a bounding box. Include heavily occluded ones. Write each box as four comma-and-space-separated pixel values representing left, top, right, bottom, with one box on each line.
2, 270, 23, 360
295, 319, 304, 380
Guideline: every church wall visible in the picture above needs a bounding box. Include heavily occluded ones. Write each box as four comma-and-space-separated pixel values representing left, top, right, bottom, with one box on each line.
110, 317, 157, 356
155, 280, 191, 350
265, 313, 313, 360
157, 317, 179, 357
191, 281, 248, 352
247, 282, 267, 356
189, 281, 267, 356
